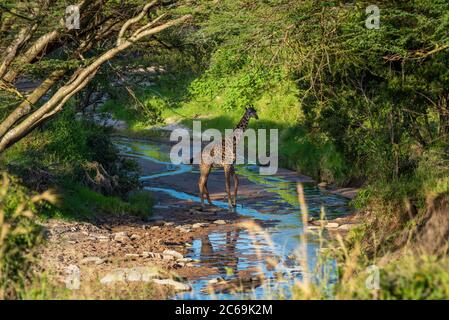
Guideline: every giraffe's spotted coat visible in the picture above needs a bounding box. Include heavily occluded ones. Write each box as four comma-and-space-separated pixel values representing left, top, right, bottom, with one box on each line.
197, 107, 259, 209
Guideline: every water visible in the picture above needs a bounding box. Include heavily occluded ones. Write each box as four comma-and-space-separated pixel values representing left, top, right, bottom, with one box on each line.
113, 137, 349, 299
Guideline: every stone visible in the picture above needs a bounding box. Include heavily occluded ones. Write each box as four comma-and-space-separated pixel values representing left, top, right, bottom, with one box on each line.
97, 235, 109, 241
163, 254, 175, 261
325, 222, 339, 229
150, 226, 161, 231
163, 249, 184, 260
208, 277, 224, 284
100, 267, 161, 284
308, 219, 327, 226
113, 231, 128, 242
192, 222, 208, 229
164, 222, 175, 227
80, 256, 104, 265
179, 228, 191, 233
177, 258, 193, 263
318, 182, 328, 188
153, 279, 191, 291
130, 234, 140, 240
213, 220, 226, 225
338, 224, 356, 231
142, 252, 163, 259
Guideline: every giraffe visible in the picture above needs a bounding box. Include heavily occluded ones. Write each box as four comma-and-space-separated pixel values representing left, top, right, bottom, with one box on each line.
196, 107, 258, 210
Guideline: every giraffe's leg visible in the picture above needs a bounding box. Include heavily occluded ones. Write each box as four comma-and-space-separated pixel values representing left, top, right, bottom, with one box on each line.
198, 164, 212, 208
224, 165, 233, 210
204, 181, 213, 205
232, 167, 239, 207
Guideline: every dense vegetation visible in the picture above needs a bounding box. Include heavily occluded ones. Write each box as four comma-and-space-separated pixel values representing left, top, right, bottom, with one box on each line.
1, 0, 449, 299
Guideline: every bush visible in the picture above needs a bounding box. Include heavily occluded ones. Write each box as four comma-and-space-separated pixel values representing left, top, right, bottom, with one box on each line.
0, 173, 56, 299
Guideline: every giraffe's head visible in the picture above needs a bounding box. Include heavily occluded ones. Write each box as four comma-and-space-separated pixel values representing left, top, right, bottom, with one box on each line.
246, 106, 259, 120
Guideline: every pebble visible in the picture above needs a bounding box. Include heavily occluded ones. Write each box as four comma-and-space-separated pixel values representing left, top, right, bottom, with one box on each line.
164, 222, 175, 227
152, 279, 191, 291
163, 254, 175, 261
163, 249, 184, 260
113, 231, 129, 242
130, 234, 140, 240
80, 256, 104, 265
100, 267, 161, 284
97, 235, 109, 242
325, 222, 339, 229
142, 252, 163, 259
318, 182, 328, 188
208, 277, 224, 284
213, 220, 226, 225
192, 222, 209, 229
338, 224, 356, 231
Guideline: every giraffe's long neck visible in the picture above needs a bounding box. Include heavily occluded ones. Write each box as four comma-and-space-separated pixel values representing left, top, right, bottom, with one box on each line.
234, 112, 250, 132
231, 111, 250, 145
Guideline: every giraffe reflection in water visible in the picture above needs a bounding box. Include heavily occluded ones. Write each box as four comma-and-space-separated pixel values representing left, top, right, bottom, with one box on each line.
198, 229, 241, 276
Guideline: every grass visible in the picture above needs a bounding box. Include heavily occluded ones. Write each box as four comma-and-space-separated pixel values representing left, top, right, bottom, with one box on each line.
45, 183, 153, 220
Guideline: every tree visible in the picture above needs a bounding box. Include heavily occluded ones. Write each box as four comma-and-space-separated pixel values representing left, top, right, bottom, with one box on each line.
0, 0, 191, 152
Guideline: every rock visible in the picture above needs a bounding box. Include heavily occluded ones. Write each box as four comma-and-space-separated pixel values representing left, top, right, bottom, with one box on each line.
81, 256, 104, 265
97, 235, 109, 242
338, 224, 357, 231
318, 182, 328, 188
179, 228, 191, 233
142, 252, 163, 259
192, 222, 209, 229
113, 231, 128, 242
325, 222, 339, 229
163, 255, 175, 261
125, 253, 140, 259
130, 234, 140, 240
177, 258, 193, 263
308, 219, 327, 226
208, 277, 224, 284
213, 220, 226, 225
150, 226, 161, 231
153, 279, 191, 291
100, 267, 161, 284
164, 222, 175, 227
163, 249, 183, 260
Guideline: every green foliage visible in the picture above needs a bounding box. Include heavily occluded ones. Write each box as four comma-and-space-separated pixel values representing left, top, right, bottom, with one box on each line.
49, 183, 153, 220
1, 109, 144, 219
0, 174, 55, 299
